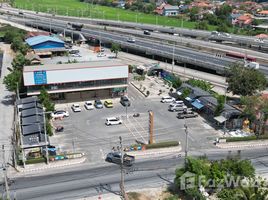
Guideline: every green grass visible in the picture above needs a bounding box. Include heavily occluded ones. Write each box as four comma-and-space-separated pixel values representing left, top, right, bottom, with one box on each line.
224, 135, 268, 142
14, 0, 216, 30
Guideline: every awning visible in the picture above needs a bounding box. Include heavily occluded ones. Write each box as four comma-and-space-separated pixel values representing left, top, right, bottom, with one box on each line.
185, 97, 192, 102
191, 100, 204, 109
214, 115, 227, 123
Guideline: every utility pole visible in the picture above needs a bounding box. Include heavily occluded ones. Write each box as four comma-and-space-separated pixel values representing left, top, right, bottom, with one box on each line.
172, 42, 175, 74
2, 145, 11, 200
42, 111, 49, 164
184, 123, 188, 167
119, 136, 128, 200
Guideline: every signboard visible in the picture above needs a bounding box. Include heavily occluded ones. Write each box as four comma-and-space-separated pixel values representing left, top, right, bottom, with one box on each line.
34, 71, 47, 85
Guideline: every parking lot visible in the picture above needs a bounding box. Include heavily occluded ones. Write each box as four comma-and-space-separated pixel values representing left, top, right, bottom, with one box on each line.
50, 85, 221, 164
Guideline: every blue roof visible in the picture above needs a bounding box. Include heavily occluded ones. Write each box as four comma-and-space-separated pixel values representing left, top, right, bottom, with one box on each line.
26, 36, 64, 46
191, 100, 204, 110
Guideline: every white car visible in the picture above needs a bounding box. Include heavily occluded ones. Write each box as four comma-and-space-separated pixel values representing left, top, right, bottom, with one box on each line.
105, 117, 122, 126
84, 101, 94, 110
51, 110, 69, 118
161, 96, 176, 103
127, 37, 135, 43
97, 52, 106, 57
71, 104, 82, 112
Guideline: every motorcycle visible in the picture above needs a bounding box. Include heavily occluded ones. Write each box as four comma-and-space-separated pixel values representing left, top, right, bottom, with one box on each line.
133, 113, 140, 117
55, 126, 64, 132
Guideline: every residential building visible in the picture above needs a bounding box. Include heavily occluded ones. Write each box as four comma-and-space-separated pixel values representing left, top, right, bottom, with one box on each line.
176, 83, 242, 129
236, 14, 253, 27
154, 3, 179, 16
25, 53, 42, 65
256, 10, 268, 17
23, 60, 129, 101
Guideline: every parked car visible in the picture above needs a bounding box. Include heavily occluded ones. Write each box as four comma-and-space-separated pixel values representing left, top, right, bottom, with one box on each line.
97, 52, 106, 57
100, 48, 105, 52
84, 101, 94, 110
104, 100, 113, 108
71, 53, 81, 57
105, 152, 135, 166
105, 117, 122, 126
51, 110, 69, 118
177, 112, 198, 119
71, 104, 82, 112
127, 37, 135, 43
177, 108, 192, 114
161, 96, 175, 103
94, 99, 103, 109
169, 104, 187, 112
144, 30, 151, 35
120, 96, 131, 107
69, 49, 79, 54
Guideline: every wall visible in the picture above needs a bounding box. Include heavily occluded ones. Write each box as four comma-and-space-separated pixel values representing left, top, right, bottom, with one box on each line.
32, 41, 65, 49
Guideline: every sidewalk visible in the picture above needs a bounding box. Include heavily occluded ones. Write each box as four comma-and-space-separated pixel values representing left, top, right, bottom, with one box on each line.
9, 157, 87, 177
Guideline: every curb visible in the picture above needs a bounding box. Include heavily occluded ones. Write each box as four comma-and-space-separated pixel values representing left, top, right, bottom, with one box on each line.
127, 146, 182, 158
130, 82, 148, 97
216, 142, 268, 149
16, 157, 87, 173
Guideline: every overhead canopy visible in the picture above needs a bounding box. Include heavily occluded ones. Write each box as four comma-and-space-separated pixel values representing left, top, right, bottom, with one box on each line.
214, 115, 227, 124
22, 124, 44, 136
191, 100, 204, 109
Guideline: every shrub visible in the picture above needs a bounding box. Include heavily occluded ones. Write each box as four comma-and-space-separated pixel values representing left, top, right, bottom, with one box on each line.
145, 141, 179, 149
25, 157, 46, 164
225, 135, 268, 142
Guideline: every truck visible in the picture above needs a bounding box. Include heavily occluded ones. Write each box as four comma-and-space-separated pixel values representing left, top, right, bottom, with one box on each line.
67, 22, 84, 31
105, 152, 135, 166
177, 111, 198, 119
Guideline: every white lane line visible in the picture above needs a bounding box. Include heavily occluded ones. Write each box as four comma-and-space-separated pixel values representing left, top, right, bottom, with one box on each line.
100, 148, 105, 159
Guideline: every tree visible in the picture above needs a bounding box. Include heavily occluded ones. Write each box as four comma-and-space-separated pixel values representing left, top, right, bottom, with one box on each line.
11, 53, 30, 70
195, 21, 209, 30
39, 87, 55, 113
186, 78, 213, 92
189, 7, 199, 21
226, 64, 267, 96
181, 87, 191, 99
215, 95, 225, 116
171, 76, 182, 89
3, 69, 22, 92
240, 95, 262, 121
217, 23, 229, 33
110, 43, 121, 58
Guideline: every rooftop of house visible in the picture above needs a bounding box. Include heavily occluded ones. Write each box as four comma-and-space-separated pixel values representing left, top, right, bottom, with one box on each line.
258, 10, 268, 15
25, 35, 64, 47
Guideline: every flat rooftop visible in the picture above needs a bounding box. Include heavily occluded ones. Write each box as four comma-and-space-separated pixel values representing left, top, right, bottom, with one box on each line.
24, 60, 127, 72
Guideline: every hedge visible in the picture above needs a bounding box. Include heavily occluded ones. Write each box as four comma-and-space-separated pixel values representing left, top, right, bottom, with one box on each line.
225, 135, 268, 142
25, 157, 46, 164
145, 141, 179, 149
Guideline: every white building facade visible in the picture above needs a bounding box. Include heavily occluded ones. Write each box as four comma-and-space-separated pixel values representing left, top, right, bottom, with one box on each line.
23, 60, 129, 100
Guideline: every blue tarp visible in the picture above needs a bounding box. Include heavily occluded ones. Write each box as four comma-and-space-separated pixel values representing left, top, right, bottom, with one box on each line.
191, 100, 204, 109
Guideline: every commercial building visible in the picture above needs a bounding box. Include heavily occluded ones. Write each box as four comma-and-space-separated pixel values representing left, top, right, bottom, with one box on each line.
23, 60, 129, 101
25, 35, 65, 56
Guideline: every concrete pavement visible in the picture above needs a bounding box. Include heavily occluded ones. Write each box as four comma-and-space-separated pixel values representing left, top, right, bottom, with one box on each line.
0, 44, 15, 167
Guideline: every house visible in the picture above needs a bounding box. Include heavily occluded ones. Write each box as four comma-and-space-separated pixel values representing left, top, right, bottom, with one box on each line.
256, 10, 268, 17
154, 3, 179, 16
25, 35, 65, 56
177, 83, 242, 130
236, 14, 253, 27
229, 13, 243, 25
25, 53, 42, 65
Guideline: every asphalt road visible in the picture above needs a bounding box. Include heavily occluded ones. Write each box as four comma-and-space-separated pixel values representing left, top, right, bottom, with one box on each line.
6, 148, 268, 200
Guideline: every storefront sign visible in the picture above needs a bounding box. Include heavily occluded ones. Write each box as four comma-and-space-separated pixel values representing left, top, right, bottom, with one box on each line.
34, 70, 47, 85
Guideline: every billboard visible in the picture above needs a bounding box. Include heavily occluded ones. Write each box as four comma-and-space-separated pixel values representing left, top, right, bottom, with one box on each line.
34, 71, 47, 85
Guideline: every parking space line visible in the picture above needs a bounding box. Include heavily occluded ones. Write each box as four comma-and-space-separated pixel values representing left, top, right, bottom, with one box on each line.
125, 116, 147, 144
100, 148, 105, 160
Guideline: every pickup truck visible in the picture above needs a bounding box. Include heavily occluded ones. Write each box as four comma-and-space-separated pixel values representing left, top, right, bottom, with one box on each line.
105, 152, 135, 166
177, 112, 198, 119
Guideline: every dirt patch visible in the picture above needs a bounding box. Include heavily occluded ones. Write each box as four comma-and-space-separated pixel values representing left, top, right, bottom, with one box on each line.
127, 188, 180, 200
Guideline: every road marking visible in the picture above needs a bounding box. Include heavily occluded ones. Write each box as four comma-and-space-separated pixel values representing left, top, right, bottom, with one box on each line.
100, 148, 105, 160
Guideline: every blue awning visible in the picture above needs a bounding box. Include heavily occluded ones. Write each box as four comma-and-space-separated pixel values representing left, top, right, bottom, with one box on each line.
191, 100, 204, 109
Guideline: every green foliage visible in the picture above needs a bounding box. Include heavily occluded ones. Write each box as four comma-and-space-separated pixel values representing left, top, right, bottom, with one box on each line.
164, 195, 179, 200
226, 64, 267, 96
25, 157, 46, 164
110, 43, 121, 58
145, 141, 179, 149
1, 25, 26, 43
240, 95, 262, 121
189, 7, 200, 21
171, 76, 182, 89
225, 135, 268, 142
134, 75, 145, 81
3, 69, 22, 92
181, 87, 191, 99
185, 188, 206, 200
39, 87, 55, 113
195, 21, 209, 30
11, 53, 30, 70
214, 95, 225, 116
186, 78, 213, 92
46, 118, 53, 136
216, 23, 229, 33
217, 188, 240, 200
